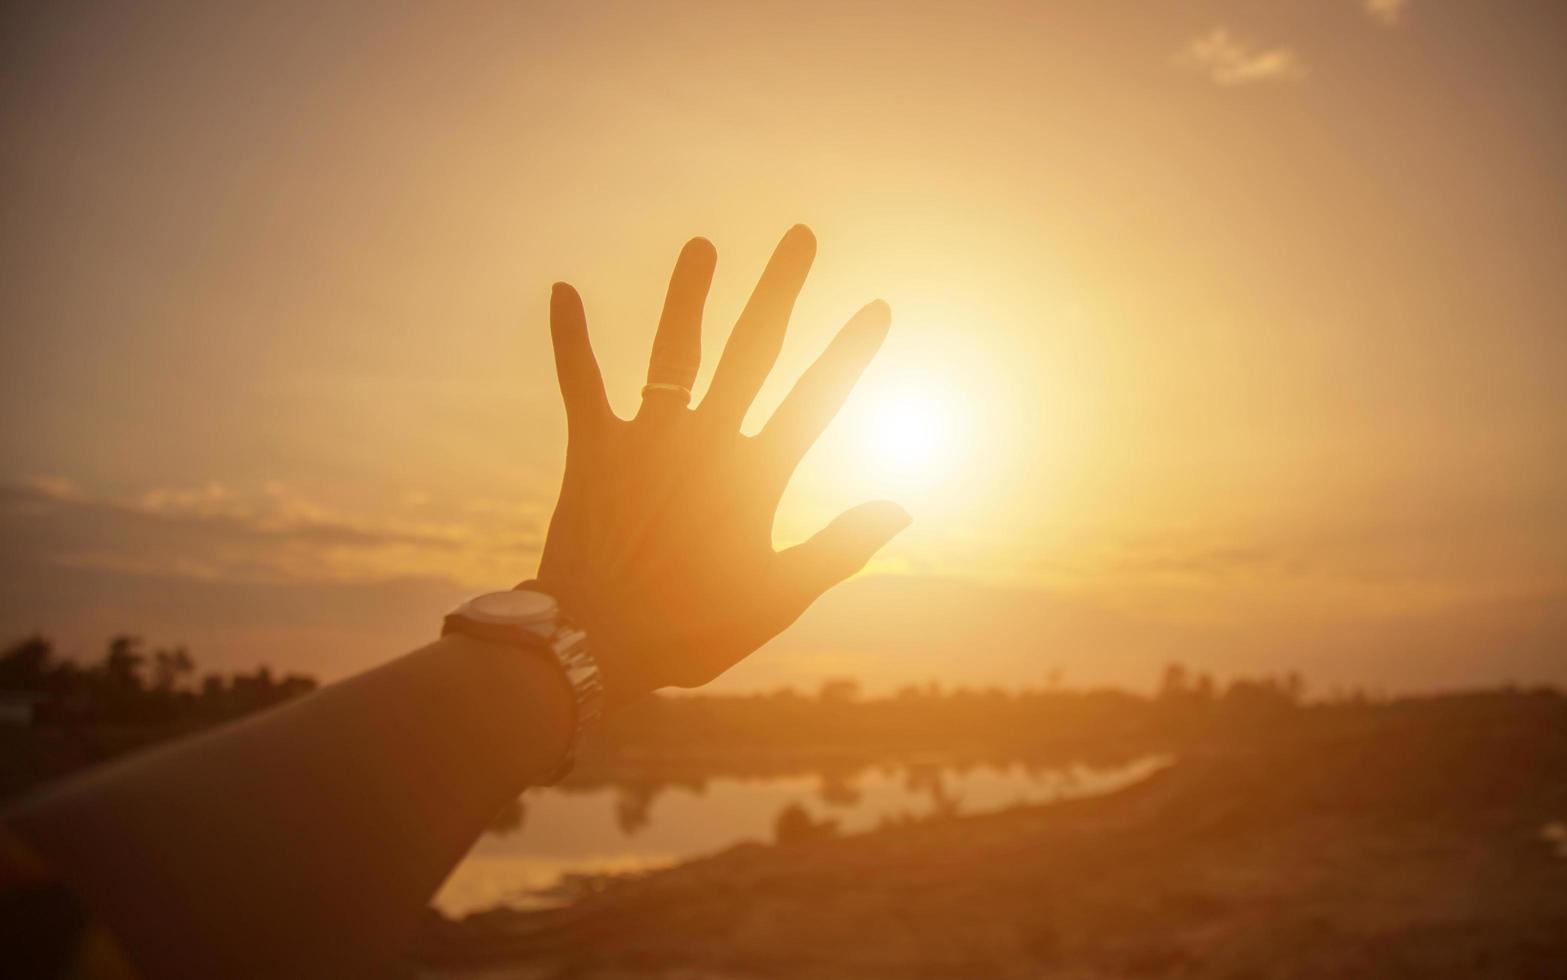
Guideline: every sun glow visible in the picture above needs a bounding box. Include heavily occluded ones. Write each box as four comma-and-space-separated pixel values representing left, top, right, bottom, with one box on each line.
835, 368, 977, 491
862, 389, 950, 477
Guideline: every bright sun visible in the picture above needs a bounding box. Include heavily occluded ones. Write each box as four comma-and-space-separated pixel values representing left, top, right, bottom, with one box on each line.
856, 385, 954, 479
865, 394, 941, 474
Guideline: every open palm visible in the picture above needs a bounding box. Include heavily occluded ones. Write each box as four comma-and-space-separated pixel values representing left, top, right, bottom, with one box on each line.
535, 225, 909, 705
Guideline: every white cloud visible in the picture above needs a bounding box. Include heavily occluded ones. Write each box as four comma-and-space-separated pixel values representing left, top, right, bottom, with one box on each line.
1365, 0, 1411, 26
1178, 27, 1306, 86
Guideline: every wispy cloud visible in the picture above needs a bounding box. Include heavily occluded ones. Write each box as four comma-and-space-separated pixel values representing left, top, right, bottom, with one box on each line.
1365, 0, 1411, 27
1112, 543, 1304, 582
1178, 27, 1306, 86
1, 476, 545, 590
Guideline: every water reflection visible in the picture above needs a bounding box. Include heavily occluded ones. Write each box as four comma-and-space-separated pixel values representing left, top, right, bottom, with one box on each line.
436, 753, 1169, 918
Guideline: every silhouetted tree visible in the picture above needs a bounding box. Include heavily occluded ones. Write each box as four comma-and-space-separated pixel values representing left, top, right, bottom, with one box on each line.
1158, 662, 1189, 702
0, 635, 53, 690
101, 635, 146, 694
0, 633, 318, 729
1194, 672, 1216, 702
152, 647, 195, 692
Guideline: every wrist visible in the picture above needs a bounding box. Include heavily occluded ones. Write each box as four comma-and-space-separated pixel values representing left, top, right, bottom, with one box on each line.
434, 632, 573, 781
442, 589, 604, 782
515, 578, 646, 710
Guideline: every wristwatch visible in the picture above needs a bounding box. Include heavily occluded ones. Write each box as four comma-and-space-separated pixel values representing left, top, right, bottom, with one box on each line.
441, 588, 604, 784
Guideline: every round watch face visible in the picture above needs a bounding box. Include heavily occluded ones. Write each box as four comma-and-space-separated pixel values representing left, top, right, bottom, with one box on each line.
463, 589, 558, 625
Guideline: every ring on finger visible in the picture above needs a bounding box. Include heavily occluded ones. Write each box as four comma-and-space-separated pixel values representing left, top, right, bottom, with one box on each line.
641, 381, 693, 407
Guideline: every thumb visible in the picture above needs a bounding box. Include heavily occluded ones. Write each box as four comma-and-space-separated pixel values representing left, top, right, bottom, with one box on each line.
778, 500, 911, 601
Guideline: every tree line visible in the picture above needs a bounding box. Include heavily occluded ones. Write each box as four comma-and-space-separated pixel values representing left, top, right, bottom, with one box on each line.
583, 663, 1315, 766
0, 634, 318, 725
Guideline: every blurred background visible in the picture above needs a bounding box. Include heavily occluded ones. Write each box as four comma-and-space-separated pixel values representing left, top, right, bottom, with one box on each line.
4, 0, 1564, 694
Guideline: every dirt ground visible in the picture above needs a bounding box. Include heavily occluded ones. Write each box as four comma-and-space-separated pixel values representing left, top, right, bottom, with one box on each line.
411, 693, 1567, 979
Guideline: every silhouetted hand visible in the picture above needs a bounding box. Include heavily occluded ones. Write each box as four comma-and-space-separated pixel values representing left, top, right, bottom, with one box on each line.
536, 225, 909, 705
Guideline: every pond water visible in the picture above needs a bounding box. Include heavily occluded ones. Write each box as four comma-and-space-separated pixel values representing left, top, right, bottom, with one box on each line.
434, 754, 1170, 918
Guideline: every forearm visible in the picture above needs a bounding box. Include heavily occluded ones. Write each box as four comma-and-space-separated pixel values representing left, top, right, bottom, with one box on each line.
4, 633, 571, 978
0, 225, 902, 978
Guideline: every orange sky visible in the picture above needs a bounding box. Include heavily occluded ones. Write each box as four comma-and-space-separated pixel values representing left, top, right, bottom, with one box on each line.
2, 0, 1564, 692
